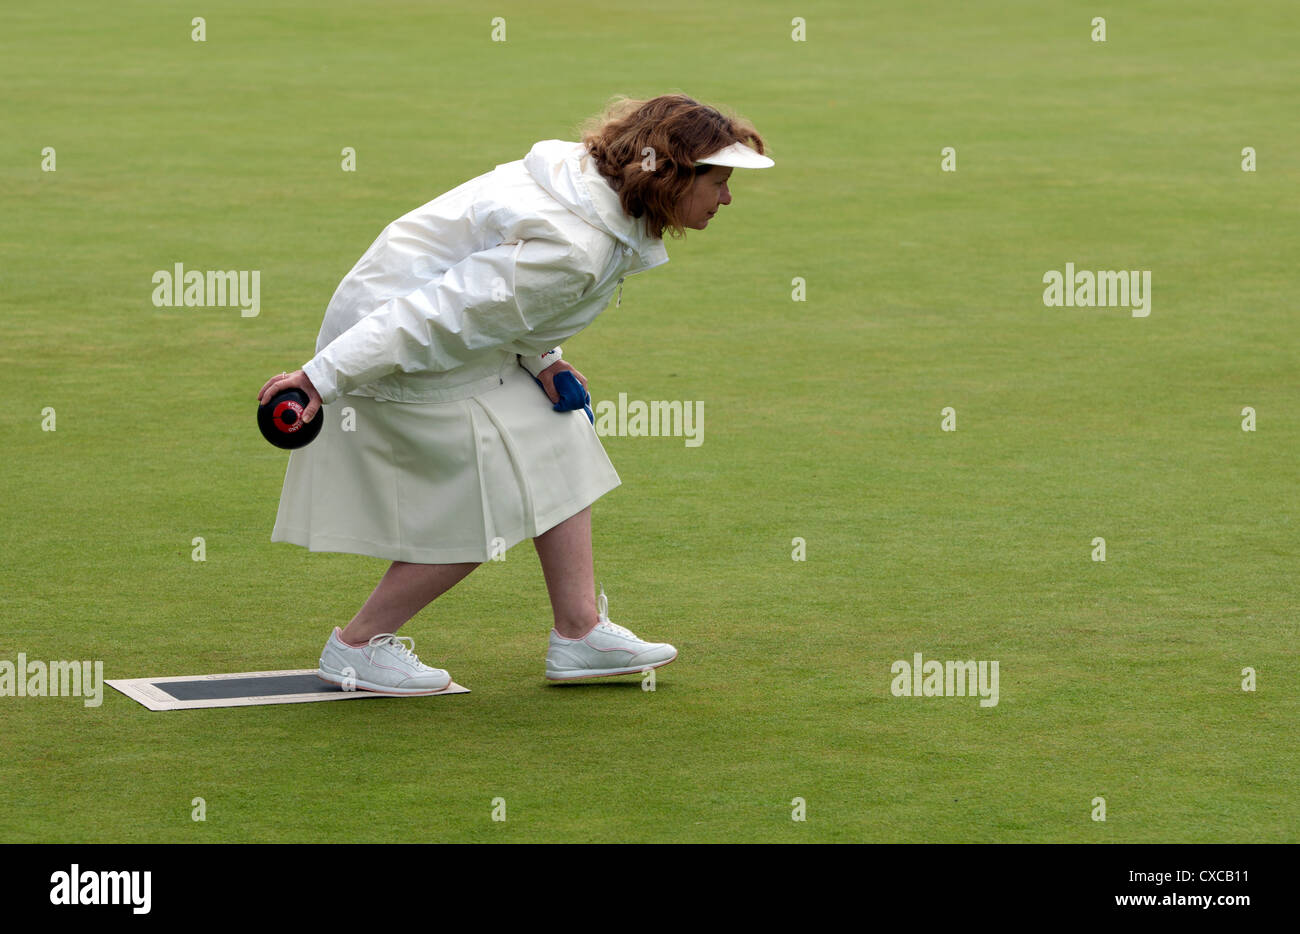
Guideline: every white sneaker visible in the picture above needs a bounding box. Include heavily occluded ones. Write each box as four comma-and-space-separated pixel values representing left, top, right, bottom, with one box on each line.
318, 628, 451, 695
546, 586, 677, 681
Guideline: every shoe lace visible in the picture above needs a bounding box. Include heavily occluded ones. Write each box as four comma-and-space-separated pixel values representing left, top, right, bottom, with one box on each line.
599, 621, 639, 640
594, 584, 640, 640
368, 633, 426, 669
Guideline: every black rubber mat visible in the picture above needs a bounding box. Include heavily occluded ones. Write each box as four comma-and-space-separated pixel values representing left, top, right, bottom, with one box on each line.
154, 674, 340, 700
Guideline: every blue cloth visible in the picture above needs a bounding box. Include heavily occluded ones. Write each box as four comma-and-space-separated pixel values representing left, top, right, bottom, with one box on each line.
528, 367, 593, 424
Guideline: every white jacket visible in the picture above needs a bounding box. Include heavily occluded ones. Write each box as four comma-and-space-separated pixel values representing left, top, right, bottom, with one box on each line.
302, 140, 670, 405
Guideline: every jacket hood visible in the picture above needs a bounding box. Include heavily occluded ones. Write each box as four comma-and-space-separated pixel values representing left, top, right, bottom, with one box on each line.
523, 139, 668, 270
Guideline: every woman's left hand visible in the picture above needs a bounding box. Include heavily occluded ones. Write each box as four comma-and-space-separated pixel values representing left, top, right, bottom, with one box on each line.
537, 361, 587, 405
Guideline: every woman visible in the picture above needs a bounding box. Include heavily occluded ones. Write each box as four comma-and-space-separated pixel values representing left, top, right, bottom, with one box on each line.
257, 94, 772, 693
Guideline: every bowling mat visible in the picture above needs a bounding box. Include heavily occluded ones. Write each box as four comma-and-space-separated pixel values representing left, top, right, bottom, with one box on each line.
107, 669, 470, 710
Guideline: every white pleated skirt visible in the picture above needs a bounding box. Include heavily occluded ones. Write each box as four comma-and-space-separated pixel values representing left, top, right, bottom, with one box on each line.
270, 359, 620, 563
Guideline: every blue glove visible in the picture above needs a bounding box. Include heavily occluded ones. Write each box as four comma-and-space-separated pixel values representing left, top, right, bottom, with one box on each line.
530, 368, 593, 424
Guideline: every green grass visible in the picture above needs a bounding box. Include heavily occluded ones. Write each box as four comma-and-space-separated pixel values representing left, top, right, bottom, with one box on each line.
0, 0, 1295, 842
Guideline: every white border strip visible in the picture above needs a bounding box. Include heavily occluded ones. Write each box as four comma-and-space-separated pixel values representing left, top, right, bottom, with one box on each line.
106, 668, 470, 711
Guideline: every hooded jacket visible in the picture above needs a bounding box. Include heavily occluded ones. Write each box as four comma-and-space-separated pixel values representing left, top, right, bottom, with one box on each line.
301, 140, 670, 406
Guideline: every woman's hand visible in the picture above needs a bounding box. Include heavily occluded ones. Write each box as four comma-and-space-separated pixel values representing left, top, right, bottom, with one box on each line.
258, 369, 323, 423
537, 361, 587, 405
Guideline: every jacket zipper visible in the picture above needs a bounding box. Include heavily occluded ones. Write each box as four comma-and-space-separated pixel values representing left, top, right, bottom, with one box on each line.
614, 254, 669, 307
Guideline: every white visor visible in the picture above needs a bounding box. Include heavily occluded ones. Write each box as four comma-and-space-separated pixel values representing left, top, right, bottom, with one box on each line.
696, 142, 774, 169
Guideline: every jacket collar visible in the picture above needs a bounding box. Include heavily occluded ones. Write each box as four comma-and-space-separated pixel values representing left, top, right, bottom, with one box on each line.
524, 140, 669, 274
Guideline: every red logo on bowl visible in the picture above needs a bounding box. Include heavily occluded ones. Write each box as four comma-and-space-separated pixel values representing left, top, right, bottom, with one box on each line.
273, 400, 305, 433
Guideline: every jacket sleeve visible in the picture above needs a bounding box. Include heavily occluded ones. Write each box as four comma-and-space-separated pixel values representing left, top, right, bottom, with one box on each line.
302, 237, 595, 404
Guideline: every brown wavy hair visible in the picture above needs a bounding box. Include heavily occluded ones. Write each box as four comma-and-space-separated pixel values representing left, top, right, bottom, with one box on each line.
578, 94, 767, 240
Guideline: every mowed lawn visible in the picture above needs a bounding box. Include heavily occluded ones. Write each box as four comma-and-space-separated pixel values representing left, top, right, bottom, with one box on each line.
0, 1, 1295, 842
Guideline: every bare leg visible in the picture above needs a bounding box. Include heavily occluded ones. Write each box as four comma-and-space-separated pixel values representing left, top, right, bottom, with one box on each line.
533, 506, 599, 639
340, 560, 479, 645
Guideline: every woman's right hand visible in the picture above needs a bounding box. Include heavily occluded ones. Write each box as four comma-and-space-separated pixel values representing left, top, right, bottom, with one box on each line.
258, 369, 323, 423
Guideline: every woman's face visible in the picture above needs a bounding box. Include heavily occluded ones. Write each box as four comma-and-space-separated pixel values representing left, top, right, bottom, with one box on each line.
678, 165, 734, 229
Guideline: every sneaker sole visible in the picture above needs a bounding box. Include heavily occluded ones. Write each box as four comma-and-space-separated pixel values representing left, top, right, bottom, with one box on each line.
545, 652, 677, 682
318, 669, 451, 696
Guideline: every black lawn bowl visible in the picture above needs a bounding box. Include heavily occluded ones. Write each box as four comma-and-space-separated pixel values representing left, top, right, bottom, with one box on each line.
257, 388, 322, 450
